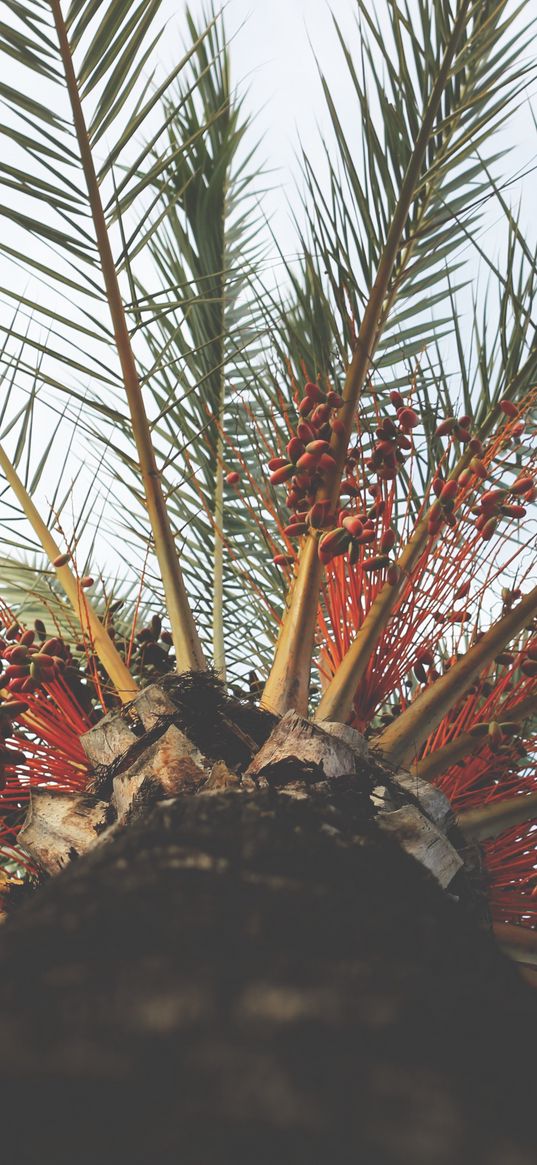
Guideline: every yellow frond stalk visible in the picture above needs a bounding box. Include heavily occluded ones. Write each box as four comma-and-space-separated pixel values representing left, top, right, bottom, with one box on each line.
375, 587, 537, 770
0, 444, 138, 702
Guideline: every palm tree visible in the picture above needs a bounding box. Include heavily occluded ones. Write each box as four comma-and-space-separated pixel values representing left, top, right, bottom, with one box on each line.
0, 2, 536, 1156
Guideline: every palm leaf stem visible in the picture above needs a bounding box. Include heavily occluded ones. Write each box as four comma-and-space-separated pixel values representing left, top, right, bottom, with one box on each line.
459, 792, 537, 840
375, 585, 537, 769
493, 922, 537, 954
261, 0, 473, 717
213, 401, 226, 678
211, 166, 227, 679
49, 0, 205, 673
413, 694, 537, 782
0, 442, 138, 700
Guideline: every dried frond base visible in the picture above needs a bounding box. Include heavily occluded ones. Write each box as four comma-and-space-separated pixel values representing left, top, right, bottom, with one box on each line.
378, 804, 463, 890
389, 768, 455, 833
245, 709, 370, 786
19, 791, 112, 875
17, 676, 469, 902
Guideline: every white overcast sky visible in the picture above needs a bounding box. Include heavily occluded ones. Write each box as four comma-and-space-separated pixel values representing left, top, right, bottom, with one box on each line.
178, 0, 535, 258
0, 0, 535, 582
122, 0, 373, 270
1, 0, 534, 318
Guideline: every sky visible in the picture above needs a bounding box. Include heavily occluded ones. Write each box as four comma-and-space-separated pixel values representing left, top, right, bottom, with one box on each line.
1, 0, 534, 327
0, 0, 370, 343
1, 0, 534, 297
0, 0, 535, 585
179, 0, 535, 260
154, 0, 368, 263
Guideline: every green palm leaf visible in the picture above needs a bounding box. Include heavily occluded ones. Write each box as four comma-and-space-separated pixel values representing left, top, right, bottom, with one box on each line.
77, 4, 286, 684
0, 0, 222, 669
262, 0, 536, 716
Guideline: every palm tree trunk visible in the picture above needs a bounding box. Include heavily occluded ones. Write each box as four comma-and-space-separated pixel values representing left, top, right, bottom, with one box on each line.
0, 784, 535, 1164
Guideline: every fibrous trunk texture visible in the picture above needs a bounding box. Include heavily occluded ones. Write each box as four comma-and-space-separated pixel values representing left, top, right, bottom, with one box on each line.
0, 785, 536, 1164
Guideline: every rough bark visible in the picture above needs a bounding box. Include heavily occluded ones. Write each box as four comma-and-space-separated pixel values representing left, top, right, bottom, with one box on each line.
18, 789, 113, 873
0, 783, 536, 1165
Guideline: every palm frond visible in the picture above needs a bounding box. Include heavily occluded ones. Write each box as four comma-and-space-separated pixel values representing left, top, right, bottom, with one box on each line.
262, 0, 535, 716
0, 0, 213, 668
75, 4, 283, 683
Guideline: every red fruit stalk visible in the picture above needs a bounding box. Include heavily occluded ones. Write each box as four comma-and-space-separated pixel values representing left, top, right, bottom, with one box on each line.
483, 821, 537, 926
314, 390, 536, 727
